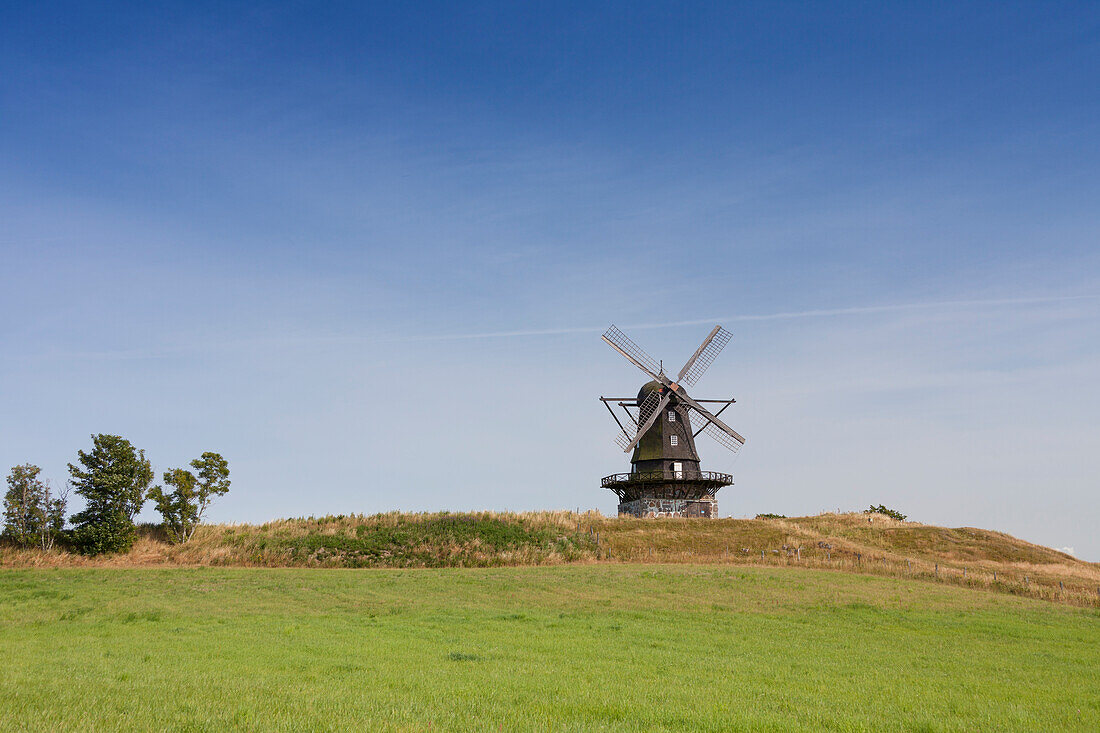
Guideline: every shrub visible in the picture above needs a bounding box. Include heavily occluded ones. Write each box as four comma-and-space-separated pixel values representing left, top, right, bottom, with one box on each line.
70, 509, 136, 555
755, 513, 787, 520
865, 504, 907, 521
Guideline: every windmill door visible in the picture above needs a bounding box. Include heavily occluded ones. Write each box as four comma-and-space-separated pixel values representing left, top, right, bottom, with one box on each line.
673, 462, 683, 479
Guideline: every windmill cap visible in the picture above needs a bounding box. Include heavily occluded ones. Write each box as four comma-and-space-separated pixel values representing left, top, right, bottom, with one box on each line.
637, 380, 665, 406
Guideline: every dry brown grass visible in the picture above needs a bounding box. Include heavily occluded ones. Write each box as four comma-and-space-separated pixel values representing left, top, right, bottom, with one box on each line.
3, 510, 1097, 606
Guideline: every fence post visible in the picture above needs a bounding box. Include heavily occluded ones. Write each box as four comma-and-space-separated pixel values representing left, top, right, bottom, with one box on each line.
1059, 581, 1064, 593
797, 547, 801, 561
993, 571, 997, 582
857, 553, 861, 567
826, 551, 830, 560
963, 567, 967, 579
906, 559, 911, 572
935, 563, 939, 578
761, 550, 765, 561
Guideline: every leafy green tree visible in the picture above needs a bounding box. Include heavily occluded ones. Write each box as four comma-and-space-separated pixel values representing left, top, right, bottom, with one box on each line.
3, 464, 44, 545
3, 464, 67, 550
150, 452, 230, 543
68, 434, 154, 555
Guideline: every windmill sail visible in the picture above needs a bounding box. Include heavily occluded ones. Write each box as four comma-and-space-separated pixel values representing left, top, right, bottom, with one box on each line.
677, 326, 732, 387
603, 325, 663, 380
614, 388, 665, 452
689, 407, 745, 454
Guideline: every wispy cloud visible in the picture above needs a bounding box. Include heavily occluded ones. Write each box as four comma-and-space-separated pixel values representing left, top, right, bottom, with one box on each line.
11, 293, 1097, 362
403, 293, 1099, 342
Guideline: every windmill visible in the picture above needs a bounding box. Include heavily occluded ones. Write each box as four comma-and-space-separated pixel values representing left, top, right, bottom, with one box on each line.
599, 324, 745, 518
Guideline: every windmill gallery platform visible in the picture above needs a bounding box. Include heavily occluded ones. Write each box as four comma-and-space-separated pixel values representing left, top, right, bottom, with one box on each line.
600, 325, 744, 518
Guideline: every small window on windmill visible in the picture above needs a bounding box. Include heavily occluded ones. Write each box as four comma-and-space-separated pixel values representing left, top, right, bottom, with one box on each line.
668, 410, 676, 422
670, 434, 679, 446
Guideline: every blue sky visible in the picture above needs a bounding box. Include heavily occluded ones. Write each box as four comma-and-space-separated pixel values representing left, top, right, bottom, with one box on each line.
2, 2, 1099, 558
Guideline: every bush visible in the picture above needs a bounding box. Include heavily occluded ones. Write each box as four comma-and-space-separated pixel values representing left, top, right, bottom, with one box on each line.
755, 513, 787, 520
865, 504, 906, 521
70, 509, 136, 555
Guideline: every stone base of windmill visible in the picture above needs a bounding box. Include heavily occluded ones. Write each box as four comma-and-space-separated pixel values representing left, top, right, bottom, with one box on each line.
618, 496, 718, 518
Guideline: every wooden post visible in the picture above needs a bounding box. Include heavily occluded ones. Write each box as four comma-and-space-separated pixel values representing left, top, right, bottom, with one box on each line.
1059, 581, 1064, 593
906, 559, 911, 572
963, 567, 967, 578
993, 571, 997, 582
797, 547, 801, 561
857, 553, 862, 567
935, 563, 939, 578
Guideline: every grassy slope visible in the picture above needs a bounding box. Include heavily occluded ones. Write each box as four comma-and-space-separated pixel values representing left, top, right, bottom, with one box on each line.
3, 511, 1096, 606
1, 565, 1097, 731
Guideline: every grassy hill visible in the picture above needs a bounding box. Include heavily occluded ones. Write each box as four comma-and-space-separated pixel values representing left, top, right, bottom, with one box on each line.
4, 511, 1098, 606
1, 564, 1097, 731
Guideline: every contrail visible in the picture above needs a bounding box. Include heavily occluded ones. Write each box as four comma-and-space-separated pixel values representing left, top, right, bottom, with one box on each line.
27, 293, 1097, 359
406, 294, 1099, 342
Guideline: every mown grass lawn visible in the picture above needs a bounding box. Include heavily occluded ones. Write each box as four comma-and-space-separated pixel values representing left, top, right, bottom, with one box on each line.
1, 565, 1097, 731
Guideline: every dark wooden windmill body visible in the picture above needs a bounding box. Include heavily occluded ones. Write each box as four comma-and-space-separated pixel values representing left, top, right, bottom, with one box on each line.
600, 325, 745, 518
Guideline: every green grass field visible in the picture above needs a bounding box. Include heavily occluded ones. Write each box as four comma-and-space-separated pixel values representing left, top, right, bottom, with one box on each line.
1, 565, 1097, 731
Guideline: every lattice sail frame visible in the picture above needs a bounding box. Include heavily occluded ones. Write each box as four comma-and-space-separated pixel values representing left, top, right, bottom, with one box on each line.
603, 325, 662, 377
689, 407, 744, 455
679, 327, 732, 387
614, 389, 663, 451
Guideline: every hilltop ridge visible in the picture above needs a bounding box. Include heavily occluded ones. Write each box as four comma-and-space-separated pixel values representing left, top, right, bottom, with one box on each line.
3, 511, 1096, 606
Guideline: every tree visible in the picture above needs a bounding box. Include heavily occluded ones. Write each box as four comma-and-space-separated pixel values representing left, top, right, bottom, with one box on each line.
41, 481, 68, 550
68, 434, 154, 555
149, 452, 230, 543
3, 465, 67, 551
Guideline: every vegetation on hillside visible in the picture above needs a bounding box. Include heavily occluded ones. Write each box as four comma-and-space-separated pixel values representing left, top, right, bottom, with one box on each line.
3, 510, 1097, 607
865, 504, 907, 521
2, 464, 66, 550
4, 436, 231, 555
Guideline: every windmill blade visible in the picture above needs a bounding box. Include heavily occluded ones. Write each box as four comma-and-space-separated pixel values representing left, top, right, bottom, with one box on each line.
613, 389, 662, 450
679, 391, 746, 448
690, 409, 745, 454
677, 325, 732, 387
620, 389, 671, 453
602, 325, 665, 383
